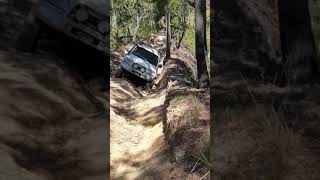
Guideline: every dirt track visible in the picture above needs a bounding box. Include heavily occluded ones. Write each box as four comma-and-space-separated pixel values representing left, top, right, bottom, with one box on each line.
110, 78, 170, 179
110, 34, 172, 179
110, 31, 210, 179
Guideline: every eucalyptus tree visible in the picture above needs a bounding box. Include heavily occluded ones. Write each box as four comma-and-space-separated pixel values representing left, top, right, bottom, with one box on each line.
164, 0, 171, 60
133, 0, 142, 42
195, 0, 209, 88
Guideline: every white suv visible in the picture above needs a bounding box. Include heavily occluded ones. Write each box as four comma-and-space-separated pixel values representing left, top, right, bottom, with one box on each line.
116, 43, 162, 84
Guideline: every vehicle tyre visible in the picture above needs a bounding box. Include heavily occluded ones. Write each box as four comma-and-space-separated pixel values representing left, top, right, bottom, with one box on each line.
16, 18, 41, 52
115, 67, 124, 78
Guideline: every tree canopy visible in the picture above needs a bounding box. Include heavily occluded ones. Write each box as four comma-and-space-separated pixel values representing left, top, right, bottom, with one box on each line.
110, 0, 193, 50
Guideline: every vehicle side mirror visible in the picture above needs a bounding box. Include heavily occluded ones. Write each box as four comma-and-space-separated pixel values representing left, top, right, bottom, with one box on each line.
124, 49, 129, 54
158, 64, 163, 68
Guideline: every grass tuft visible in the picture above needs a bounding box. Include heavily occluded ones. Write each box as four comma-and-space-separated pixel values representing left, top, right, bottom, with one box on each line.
193, 131, 211, 169
213, 105, 312, 180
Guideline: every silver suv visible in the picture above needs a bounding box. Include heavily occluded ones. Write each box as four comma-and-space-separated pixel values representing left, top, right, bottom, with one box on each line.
16, 0, 109, 54
116, 43, 162, 84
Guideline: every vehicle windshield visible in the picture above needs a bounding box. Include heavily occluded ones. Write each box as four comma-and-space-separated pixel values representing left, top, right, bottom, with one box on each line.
131, 46, 158, 66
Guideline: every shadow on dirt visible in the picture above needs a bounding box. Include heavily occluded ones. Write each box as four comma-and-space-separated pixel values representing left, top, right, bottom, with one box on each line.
46, 36, 108, 81
111, 78, 143, 100
119, 73, 149, 88
0, 49, 108, 179
111, 136, 171, 179
0, 137, 81, 179
134, 105, 165, 126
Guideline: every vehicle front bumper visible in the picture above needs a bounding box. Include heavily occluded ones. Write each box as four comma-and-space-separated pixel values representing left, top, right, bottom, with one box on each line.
121, 62, 155, 82
35, 1, 107, 52
65, 21, 108, 52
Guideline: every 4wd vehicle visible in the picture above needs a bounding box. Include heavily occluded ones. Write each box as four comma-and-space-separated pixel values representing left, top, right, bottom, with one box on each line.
115, 43, 162, 88
16, 0, 109, 54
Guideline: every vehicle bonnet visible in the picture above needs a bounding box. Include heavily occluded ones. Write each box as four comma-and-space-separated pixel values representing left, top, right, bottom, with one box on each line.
126, 53, 157, 75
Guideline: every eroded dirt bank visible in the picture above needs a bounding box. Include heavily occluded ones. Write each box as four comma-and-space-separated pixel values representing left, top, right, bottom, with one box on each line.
0, 50, 108, 180
110, 34, 210, 179
0, 0, 108, 179
212, 1, 320, 179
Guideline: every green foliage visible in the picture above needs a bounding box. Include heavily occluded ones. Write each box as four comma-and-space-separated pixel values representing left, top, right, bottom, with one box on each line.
111, 0, 209, 60
170, 0, 192, 45
182, 7, 210, 61
193, 132, 211, 169
182, 10, 195, 54
111, 0, 162, 49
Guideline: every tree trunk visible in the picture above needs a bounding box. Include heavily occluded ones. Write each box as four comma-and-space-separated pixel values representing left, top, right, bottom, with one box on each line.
110, 0, 119, 48
176, 28, 186, 49
126, 26, 131, 43
110, 0, 116, 29
195, 0, 209, 88
164, 0, 171, 61
133, 0, 141, 43
278, 0, 318, 84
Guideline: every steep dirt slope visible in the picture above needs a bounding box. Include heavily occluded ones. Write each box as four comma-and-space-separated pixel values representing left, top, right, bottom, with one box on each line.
0, 51, 108, 180
0, 0, 108, 179
110, 35, 170, 179
110, 78, 169, 179
110, 34, 210, 179
212, 1, 320, 179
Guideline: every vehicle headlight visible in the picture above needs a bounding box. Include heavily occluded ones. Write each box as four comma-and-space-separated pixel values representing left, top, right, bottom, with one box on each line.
97, 21, 108, 34
75, 8, 88, 22
133, 64, 138, 68
140, 68, 145, 72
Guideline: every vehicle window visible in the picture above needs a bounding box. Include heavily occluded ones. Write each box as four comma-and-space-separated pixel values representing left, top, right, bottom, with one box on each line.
131, 46, 158, 66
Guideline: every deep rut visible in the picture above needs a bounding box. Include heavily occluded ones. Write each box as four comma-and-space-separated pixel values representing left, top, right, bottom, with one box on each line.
110, 77, 171, 180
